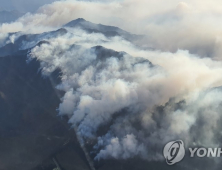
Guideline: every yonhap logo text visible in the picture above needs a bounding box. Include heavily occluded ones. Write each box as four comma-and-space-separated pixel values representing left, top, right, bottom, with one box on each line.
163, 140, 222, 166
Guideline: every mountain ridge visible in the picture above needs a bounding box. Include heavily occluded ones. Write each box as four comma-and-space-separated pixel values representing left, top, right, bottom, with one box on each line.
64, 18, 142, 40
0, 18, 142, 57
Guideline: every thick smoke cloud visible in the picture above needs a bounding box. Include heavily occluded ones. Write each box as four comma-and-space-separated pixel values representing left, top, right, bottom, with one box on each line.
26, 28, 222, 162
2, 0, 222, 167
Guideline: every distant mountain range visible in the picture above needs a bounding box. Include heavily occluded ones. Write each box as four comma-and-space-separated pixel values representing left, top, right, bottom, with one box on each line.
0, 18, 142, 57
0, 10, 24, 23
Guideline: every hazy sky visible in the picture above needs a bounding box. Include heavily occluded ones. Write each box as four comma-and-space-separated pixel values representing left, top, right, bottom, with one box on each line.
0, 0, 57, 12
0, 0, 122, 13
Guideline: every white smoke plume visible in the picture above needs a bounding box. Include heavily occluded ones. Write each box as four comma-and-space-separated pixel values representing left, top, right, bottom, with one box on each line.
2, 0, 222, 164
26, 27, 222, 161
